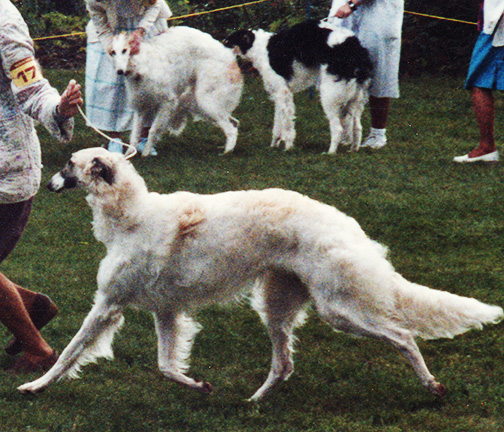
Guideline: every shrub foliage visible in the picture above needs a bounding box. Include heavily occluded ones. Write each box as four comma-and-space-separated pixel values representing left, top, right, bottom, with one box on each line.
18, 0, 481, 75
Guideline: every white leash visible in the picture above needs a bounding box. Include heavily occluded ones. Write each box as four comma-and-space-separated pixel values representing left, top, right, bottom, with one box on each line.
77, 104, 138, 160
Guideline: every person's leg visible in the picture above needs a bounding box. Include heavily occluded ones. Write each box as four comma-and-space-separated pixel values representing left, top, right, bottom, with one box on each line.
370, 96, 390, 129
0, 199, 58, 370
361, 96, 390, 149
4, 283, 58, 356
470, 87, 497, 157
0, 272, 54, 360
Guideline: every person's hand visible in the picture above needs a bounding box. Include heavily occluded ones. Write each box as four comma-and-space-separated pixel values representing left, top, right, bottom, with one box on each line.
334, 3, 353, 18
57, 79, 82, 118
129, 28, 145, 55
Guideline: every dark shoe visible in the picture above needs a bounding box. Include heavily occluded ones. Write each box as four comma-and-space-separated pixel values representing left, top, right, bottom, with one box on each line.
8, 350, 58, 374
5, 294, 58, 356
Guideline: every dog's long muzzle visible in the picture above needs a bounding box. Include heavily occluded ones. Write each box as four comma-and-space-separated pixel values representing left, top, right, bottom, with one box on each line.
48, 172, 77, 193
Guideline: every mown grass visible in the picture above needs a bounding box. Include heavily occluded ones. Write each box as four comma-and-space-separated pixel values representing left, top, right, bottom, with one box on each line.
1, 70, 504, 431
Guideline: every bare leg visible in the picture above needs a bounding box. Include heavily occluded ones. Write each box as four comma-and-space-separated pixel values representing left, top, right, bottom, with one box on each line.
0, 273, 53, 361
370, 96, 390, 129
469, 87, 497, 157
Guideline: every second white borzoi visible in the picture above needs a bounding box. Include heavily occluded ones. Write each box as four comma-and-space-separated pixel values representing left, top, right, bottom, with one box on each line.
224, 19, 372, 154
110, 27, 243, 156
18, 148, 503, 400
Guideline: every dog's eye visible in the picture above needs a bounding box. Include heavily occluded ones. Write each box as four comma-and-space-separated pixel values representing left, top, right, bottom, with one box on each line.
110, 50, 116, 56
122, 49, 127, 54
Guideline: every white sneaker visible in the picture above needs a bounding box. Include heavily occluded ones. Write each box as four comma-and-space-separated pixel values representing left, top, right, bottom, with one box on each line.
361, 130, 387, 149
137, 137, 157, 156
453, 150, 499, 163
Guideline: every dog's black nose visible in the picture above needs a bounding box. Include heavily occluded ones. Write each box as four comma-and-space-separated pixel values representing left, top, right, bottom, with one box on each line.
117, 70, 124, 75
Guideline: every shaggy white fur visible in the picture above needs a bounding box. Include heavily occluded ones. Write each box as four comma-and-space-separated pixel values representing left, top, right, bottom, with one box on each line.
110, 27, 243, 156
225, 21, 371, 154
18, 148, 503, 400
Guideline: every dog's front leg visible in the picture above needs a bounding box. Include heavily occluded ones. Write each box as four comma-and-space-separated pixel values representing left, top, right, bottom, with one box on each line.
154, 311, 212, 394
141, 103, 173, 157
130, 111, 143, 150
18, 299, 124, 395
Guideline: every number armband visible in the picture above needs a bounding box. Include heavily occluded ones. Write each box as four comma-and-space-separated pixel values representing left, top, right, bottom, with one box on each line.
9, 57, 43, 88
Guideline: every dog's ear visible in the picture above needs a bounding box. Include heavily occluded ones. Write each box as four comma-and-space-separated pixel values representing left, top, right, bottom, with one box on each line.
90, 157, 115, 185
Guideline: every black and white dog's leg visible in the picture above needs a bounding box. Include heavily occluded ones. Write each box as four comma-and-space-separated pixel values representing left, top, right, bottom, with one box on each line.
18, 298, 124, 394
319, 71, 346, 154
349, 90, 368, 152
270, 87, 296, 150
154, 311, 212, 393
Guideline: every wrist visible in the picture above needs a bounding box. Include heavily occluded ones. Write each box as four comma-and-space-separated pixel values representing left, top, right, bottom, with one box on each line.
54, 104, 67, 124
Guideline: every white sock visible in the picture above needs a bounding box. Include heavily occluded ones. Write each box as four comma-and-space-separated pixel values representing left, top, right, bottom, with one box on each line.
370, 127, 386, 137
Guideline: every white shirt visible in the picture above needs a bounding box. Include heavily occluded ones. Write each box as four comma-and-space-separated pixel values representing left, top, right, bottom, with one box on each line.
483, 0, 504, 46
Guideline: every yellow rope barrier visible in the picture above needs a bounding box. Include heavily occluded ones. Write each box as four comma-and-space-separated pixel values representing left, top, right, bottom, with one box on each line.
404, 10, 476, 26
32, 5, 478, 42
34, 31, 86, 42
167, 0, 271, 21
33, 0, 270, 42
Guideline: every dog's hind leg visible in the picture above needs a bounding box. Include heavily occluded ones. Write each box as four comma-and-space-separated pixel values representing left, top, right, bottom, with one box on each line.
348, 91, 367, 152
249, 271, 310, 401
371, 327, 446, 397
315, 299, 446, 397
18, 298, 124, 394
154, 311, 212, 393
319, 87, 345, 155
270, 88, 296, 150
216, 116, 239, 154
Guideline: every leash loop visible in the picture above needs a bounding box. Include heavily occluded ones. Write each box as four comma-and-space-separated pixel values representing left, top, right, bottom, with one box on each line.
77, 104, 138, 159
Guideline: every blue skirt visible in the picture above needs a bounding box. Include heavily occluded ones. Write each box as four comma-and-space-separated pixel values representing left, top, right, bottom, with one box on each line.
85, 41, 134, 132
465, 32, 504, 90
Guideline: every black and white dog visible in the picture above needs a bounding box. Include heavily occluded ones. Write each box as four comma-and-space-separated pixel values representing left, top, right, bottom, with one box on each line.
224, 19, 372, 154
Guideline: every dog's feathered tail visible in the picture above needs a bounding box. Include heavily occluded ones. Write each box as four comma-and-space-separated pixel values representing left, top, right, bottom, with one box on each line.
393, 276, 503, 340
65, 314, 125, 380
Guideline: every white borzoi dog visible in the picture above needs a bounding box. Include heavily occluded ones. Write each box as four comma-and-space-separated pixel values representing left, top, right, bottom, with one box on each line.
110, 27, 243, 156
224, 19, 372, 154
18, 148, 502, 399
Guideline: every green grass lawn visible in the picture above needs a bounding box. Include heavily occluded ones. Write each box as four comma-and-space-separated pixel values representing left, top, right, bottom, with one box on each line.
1, 70, 504, 431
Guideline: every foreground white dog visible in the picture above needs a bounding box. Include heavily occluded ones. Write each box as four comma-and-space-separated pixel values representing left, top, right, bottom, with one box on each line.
224, 19, 372, 154
110, 27, 243, 156
19, 148, 503, 399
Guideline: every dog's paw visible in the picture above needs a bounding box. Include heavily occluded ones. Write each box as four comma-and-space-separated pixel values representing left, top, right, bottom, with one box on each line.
429, 382, 447, 398
196, 380, 214, 394
17, 382, 47, 395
